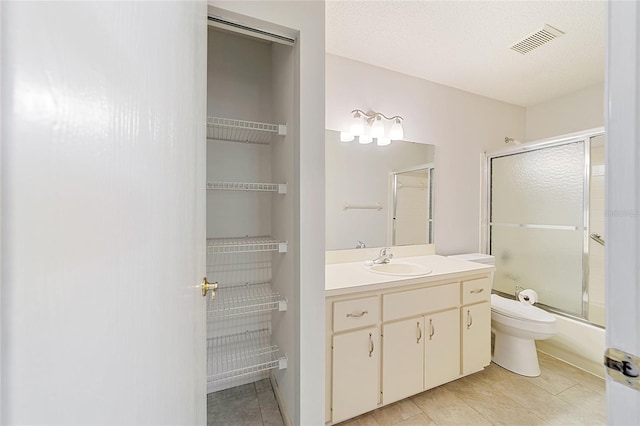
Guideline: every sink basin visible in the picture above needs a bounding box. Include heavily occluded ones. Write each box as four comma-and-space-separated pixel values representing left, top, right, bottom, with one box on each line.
365, 261, 432, 277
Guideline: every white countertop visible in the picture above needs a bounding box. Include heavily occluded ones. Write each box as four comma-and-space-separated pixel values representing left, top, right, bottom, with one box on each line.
325, 255, 494, 297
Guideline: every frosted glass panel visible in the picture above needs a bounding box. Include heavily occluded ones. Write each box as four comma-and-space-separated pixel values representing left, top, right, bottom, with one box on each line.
491, 226, 584, 316
491, 142, 585, 226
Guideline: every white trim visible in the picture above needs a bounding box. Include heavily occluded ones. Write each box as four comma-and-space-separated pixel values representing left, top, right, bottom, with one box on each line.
270, 374, 292, 426
606, 1, 640, 423
0, 0, 3, 414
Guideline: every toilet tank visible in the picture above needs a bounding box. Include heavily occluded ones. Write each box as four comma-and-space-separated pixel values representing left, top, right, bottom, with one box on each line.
447, 253, 495, 284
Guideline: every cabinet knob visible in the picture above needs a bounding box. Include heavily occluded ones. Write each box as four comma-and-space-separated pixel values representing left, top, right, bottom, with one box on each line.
416, 322, 422, 343
467, 310, 473, 329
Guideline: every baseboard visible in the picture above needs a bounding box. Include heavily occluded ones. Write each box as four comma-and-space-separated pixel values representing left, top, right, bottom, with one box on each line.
270, 374, 292, 426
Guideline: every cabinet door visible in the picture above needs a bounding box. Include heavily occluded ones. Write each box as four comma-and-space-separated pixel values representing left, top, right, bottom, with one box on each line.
425, 309, 460, 389
332, 327, 380, 423
462, 302, 491, 374
382, 317, 424, 404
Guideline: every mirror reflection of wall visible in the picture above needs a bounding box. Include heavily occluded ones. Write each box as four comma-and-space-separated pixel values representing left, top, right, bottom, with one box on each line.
325, 130, 435, 250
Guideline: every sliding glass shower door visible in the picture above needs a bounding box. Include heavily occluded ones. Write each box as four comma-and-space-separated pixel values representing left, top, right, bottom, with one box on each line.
489, 140, 587, 317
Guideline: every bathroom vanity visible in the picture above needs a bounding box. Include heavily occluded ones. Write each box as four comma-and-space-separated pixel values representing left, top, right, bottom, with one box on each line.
325, 254, 494, 424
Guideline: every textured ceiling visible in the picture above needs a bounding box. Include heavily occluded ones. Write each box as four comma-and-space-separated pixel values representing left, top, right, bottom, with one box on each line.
326, 1, 605, 107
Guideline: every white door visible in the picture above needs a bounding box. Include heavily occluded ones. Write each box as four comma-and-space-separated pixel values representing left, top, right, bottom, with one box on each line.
0, 2, 207, 424
606, 1, 640, 423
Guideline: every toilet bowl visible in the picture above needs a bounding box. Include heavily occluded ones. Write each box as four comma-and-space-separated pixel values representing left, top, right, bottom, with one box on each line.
491, 293, 557, 377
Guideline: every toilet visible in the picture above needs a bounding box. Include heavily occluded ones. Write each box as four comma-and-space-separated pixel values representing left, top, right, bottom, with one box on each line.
491, 293, 557, 377
448, 253, 557, 377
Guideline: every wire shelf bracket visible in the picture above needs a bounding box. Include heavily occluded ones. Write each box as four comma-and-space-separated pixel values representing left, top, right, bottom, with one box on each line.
207, 181, 287, 194
206, 116, 287, 145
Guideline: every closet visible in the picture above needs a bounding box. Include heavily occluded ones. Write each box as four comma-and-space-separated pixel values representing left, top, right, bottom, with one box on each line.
205, 18, 295, 401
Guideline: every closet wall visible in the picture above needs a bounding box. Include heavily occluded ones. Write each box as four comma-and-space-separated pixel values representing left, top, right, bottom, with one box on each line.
206, 27, 294, 398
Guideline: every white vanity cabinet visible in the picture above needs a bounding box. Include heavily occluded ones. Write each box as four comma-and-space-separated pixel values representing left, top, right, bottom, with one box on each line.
381, 282, 460, 404
461, 277, 492, 375
424, 308, 461, 390
330, 296, 381, 423
332, 327, 380, 423
381, 308, 460, 403
383, 317, 425, 403
325, 258, 493, 425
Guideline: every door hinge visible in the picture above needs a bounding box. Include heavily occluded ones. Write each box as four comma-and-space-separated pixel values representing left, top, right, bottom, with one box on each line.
604, 347, 640, 391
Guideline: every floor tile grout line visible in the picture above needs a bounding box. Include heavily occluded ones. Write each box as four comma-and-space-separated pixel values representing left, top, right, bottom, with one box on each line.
254, 382, 266, 426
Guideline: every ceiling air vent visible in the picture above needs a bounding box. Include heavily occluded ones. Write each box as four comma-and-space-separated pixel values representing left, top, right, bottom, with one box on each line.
510, 24, 565, 55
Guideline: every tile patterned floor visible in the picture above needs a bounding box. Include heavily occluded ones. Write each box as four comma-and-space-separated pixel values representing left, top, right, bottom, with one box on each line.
338, 353, 606, 426
207, 379, 284, 426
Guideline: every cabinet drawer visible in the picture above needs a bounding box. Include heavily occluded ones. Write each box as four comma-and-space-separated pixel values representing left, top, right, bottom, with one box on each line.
383, 283, 458, 321
333, 296, 380, 332
462, 277, 491, 305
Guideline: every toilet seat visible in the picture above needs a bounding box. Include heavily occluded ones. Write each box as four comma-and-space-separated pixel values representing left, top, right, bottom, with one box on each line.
491, 294, 555, 323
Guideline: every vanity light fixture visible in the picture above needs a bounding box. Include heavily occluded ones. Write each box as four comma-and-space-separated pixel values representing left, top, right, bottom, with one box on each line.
340, 109, 405, 146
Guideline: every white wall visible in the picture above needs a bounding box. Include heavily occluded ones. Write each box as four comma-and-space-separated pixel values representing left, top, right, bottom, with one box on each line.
525, 82, 604, 142
208, 3, 325, 425
325, 130, 434, 250
326, 54, 526, 255
207, 29, 274, 239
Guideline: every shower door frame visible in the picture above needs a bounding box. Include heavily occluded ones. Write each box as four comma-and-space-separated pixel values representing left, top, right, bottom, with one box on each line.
484, 127, 605, 323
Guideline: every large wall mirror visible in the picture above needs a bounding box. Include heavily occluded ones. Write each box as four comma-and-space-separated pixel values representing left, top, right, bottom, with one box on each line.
325, 130, 435, 250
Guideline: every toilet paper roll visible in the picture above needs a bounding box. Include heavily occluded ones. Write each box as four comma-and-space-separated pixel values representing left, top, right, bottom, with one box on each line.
518, 289, 538, 305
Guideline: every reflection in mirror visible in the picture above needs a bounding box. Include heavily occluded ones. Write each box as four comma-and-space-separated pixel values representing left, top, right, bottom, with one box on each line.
325, 130, 435, 250
392, 166, 434, 246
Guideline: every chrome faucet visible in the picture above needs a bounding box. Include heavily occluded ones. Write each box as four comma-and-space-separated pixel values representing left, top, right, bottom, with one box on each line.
373, 247, 393, 264
356, 240, 366, 249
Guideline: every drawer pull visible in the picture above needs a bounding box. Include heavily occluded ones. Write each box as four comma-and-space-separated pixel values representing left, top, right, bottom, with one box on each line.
429, 318, 435, 340
369, 333, 374, 357
347, 310, 368, 318
467, 310, 473, 329
470, 288, 484, 294
416, 321, 422, 343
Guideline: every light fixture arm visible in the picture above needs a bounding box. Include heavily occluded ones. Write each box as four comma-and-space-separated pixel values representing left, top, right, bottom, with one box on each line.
351, 109, 404, 125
